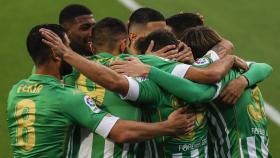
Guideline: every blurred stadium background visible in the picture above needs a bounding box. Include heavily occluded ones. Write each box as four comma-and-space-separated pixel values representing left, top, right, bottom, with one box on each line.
0, 0, 279, 157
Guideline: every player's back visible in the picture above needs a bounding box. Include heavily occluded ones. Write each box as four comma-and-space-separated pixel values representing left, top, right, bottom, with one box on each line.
64, 53, 141, 158
7, 75, 77, 158
208, 69, 271, 158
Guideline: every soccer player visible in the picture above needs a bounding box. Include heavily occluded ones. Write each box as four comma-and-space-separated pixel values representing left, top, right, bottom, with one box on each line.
128, 7, 194, 63
6, 24, 195, 158
110, 29, 272, 157
183, 26, 273, 157
43, 18, 246, 157
166, 12, 204, 39
41, 19, 197, 157
59, 4, 95, 56
31, 4, 95, 74
128, 7, 166, 55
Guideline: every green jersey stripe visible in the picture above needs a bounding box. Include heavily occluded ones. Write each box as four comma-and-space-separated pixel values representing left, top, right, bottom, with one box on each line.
239, 138, 244, 158
208, 113, 228, 158
121, 143, 129, 158
66, 127, 75, 158
211, 103, 232, 153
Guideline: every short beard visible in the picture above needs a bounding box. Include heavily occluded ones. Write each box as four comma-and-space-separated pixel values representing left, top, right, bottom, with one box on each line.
70, 43, 93, 56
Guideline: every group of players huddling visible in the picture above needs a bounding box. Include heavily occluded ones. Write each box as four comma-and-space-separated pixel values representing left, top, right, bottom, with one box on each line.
7, 4, 273, 158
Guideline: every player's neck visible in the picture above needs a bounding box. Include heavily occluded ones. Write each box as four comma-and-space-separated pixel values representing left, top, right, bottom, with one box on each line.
35, 62, 61, 80
95, 47, 121, 56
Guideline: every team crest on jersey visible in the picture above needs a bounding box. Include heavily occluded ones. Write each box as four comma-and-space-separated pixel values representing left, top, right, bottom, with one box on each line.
194, 58, 210, 66
84, 95, 101, 113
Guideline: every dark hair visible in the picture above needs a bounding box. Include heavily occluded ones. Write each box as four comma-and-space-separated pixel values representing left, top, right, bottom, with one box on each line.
180, 26, 222, 59
26, 24, 65, 65
128, 8, 165, 31
92, 17, 127, 51
136, 29, 179, 54
59, 4, 92, 24
166, 13, 204, 39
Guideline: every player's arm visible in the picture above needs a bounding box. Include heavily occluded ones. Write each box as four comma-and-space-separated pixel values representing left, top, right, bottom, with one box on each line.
40, 28, 128, 95
63, 93, 194, 143
185, 54, 235, 83
148, 66, 219, 103
242, 62, 273, 87
219, 62, 273, 104
120, 77, 163, 106
111, 57, 219, 103
108, 107, 195, 143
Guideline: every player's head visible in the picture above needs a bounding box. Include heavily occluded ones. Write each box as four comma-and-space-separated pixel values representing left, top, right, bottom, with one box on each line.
180, 26, 222, 59
59, 4, 95, 56
128, 8, 166, 54
27, 24, 72, 75
166, 12, 204, 39
136, 29, 179, 54
92, 17, 127, 55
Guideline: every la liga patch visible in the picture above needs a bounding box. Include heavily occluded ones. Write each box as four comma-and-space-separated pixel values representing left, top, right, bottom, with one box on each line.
84, 95, 101, 113
194, 58, 210, 66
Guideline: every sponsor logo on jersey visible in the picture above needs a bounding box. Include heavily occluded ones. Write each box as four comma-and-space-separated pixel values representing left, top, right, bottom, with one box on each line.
84, 95, 101, 113
194, 58, 210, 66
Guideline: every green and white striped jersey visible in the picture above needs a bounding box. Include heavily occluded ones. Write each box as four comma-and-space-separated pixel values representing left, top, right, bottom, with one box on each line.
64, 52, 186, 158
122, 54, 222, 158
206, 62, 272, 158
7, 74, 118, 158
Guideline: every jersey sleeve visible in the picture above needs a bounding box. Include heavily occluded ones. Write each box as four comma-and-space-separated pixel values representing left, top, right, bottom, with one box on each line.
61, 92, 119, 138
137, 55, 191, 78
242, 62, 273, 87
148, 67, 219, 104
120, 76, 163, 107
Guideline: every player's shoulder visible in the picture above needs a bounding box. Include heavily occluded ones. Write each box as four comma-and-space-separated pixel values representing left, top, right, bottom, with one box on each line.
138, 54, 176, 64
57, 84, 84, 97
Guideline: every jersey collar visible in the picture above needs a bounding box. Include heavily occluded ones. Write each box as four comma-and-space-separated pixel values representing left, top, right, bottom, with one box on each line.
29, 74, 61, 84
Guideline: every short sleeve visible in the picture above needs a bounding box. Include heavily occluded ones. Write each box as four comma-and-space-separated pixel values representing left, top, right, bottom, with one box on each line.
61, 92, 119, 138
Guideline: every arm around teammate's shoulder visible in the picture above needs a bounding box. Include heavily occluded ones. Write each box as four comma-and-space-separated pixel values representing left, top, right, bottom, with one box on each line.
107, 107, 195, 143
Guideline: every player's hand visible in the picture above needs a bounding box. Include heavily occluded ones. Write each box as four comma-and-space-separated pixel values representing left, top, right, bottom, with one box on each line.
176, 41, 194, 64
233, 55, 249, 71
219, 75, 248, 105
110, 57, 151, 77
166, 107, 196, 135
146, 40, 178, 60
39, 28, 71, 58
